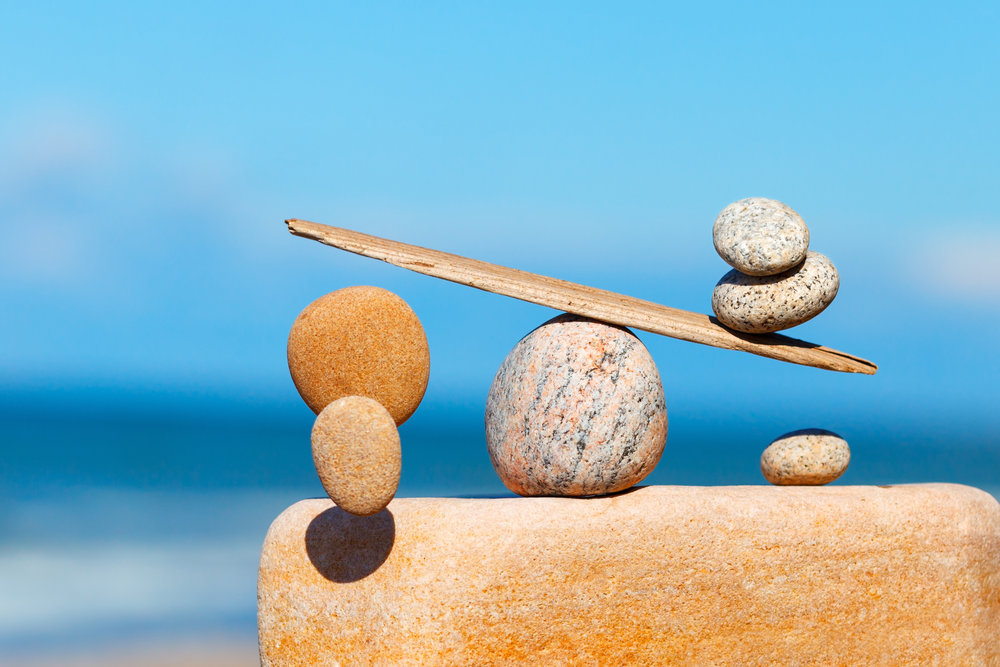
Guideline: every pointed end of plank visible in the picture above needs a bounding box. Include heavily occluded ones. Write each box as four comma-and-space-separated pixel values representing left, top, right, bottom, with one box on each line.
835, 354, 878, 375
843, 354, 877, 375
287, 218, 325, 241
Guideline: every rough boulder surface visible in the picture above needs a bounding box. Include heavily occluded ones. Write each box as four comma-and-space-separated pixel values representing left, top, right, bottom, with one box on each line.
258, 484, 1000, 666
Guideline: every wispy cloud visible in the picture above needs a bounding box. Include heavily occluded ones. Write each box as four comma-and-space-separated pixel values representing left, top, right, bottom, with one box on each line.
0, 108, 114, 289
2, 214, 94, 285
0, 105, 257, 294
906, 227, 1000, 303
0, 101, 706, 301
0, 105, 117, 191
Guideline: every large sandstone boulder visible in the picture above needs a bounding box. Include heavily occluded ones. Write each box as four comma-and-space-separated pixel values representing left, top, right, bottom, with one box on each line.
258, 484, 1000, 665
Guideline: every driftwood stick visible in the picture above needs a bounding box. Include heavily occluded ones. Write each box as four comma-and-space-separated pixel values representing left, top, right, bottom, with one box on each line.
286, 219, 877, 375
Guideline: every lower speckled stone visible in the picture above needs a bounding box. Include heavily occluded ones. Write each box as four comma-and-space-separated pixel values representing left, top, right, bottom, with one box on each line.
712, 251, 839, 333
485, 314, 667, 497
761, 429, 850, 485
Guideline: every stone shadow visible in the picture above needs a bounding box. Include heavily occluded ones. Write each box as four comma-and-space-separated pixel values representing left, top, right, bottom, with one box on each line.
305, 506, 396, 583
707, 315, 820, 349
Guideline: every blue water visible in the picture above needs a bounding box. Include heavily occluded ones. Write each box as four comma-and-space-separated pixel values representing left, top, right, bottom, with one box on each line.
1, 403, 998, 654
6, 404, 999, 496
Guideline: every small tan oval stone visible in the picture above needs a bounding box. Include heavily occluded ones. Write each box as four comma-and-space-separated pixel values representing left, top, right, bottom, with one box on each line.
712, 251, 839, 334
312, 396, 401, 516
761, 429, 850, 486
288, 286, 430, 424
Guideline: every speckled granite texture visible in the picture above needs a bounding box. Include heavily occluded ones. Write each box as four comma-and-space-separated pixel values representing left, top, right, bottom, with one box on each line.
761, 428, 849, 485
287, 286, 430, 424
311, 396, 401, 516
485, 315, 667, 496
712, 251, 839, 333
257, 484, 1000, 666
713, 197, 809, 276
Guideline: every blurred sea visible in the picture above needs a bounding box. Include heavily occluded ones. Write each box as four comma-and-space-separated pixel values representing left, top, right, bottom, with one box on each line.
1, 404, 998, 659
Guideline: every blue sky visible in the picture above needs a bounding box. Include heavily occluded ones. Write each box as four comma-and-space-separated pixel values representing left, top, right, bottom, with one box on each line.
2, 2, 998, 438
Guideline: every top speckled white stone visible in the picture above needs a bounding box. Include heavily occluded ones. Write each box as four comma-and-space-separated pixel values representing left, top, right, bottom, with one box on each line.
713, 197, 810, 276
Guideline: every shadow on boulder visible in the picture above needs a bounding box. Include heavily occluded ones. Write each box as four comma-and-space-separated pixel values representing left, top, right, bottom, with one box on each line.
305, 506, 395, 583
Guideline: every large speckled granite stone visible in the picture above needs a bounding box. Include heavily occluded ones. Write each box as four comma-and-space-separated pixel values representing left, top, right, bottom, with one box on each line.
258, 484, 1000, 666
713, 197, 810, 276
484, 315, 667, 497
712, 251, 839, 333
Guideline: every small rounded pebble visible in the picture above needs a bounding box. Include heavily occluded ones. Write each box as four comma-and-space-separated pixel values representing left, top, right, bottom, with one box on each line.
312, 396, 401, 516
287, 286, 430, 425
761, 429, 850, 486
485, 314, 668, 497
712, 251, 839, 334
713, 197, 810, 276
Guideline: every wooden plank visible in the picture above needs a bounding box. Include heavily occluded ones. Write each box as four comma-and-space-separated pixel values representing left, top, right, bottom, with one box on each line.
286, 218, 877, 375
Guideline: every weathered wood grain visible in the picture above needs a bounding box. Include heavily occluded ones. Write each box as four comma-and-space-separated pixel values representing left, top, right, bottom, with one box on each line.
286, 218, 877, 375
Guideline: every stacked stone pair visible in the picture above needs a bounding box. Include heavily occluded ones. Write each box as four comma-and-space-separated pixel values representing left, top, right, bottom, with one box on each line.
287, 286, 430, 516
711, 197, 840, 334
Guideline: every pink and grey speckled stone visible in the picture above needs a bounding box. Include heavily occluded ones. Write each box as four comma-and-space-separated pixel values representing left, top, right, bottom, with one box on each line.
485, 315, 667, 497
761, 428, 850, 485
712, 250, 840, 334
713, 197, 810, 276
